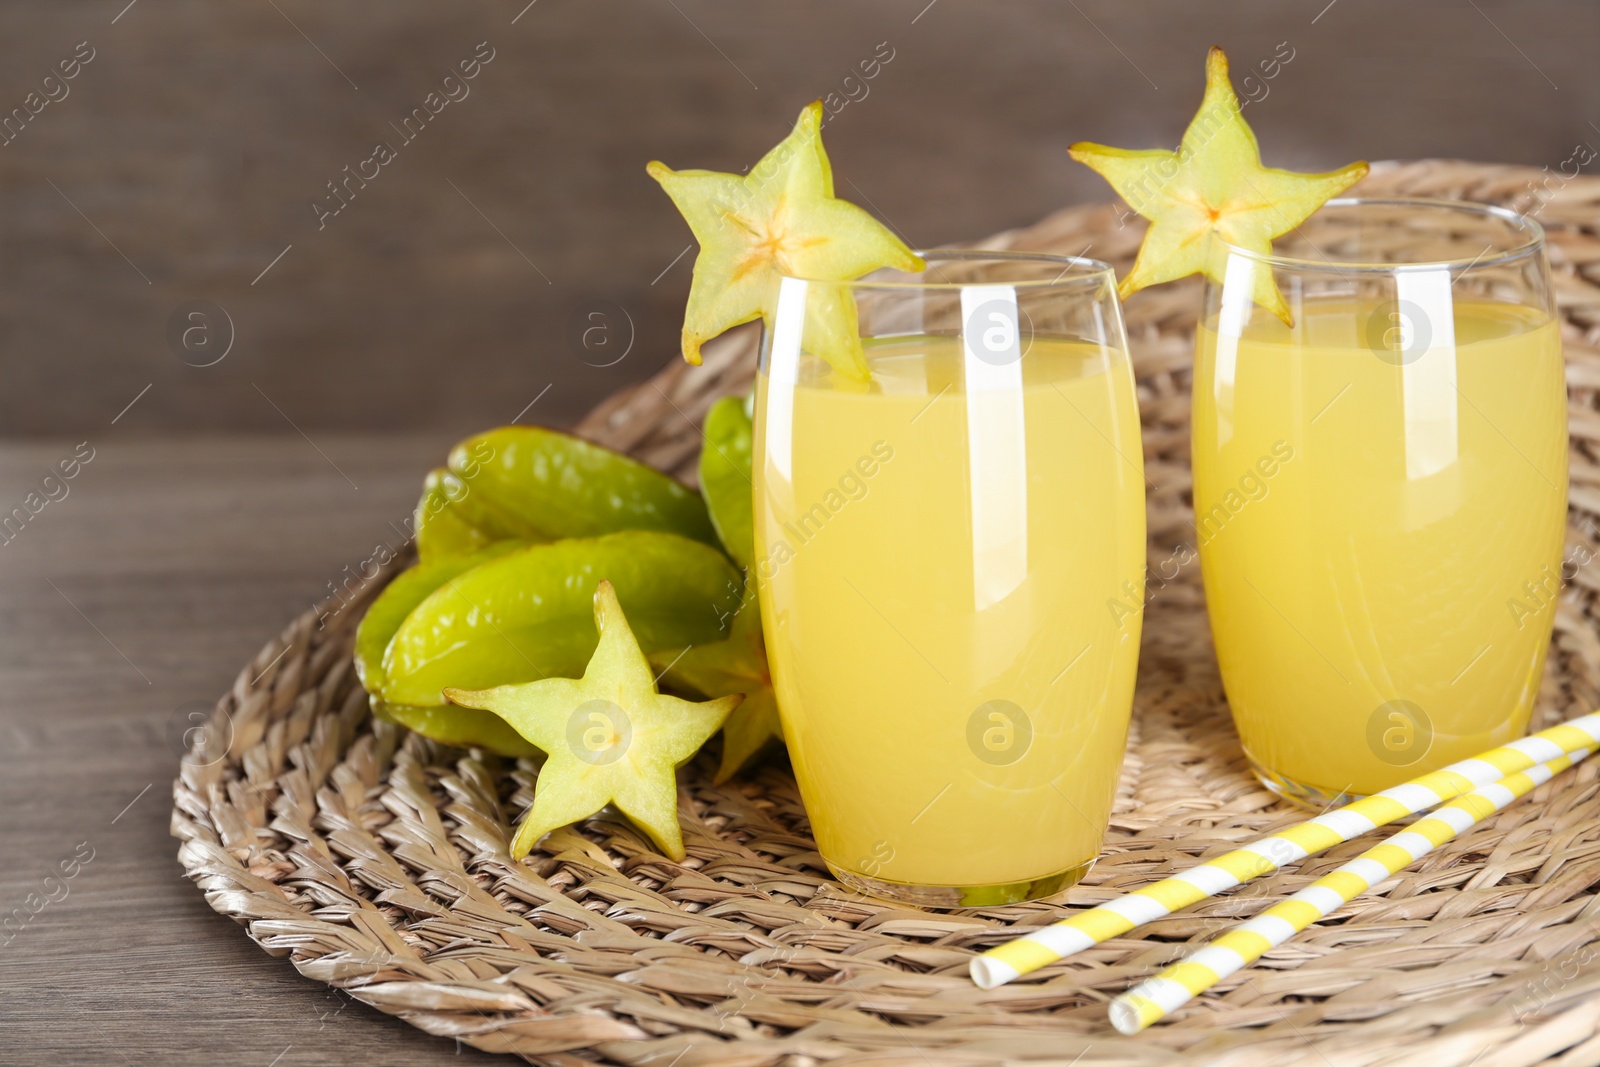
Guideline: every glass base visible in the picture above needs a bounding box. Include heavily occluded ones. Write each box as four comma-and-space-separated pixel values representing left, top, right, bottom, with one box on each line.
826, 856, 1094, 909
1248, 755, 1365, 811
1249, 757, 1433, 825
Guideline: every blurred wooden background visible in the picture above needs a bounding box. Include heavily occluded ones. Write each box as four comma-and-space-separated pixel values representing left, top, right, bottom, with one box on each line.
0, 0, 1596, 437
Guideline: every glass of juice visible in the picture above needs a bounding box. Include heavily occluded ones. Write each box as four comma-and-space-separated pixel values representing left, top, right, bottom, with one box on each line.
1193, 198, 1566, 806
753, 251, 1145, 906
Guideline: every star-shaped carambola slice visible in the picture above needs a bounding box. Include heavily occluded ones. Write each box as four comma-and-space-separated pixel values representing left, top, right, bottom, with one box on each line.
1070, 47, 1367, 323
647, 100, 923, 379
652, 584, 781, 784
446, 580, 740, 861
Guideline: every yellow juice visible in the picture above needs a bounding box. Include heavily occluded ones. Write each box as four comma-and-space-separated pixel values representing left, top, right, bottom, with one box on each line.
753, 335, 1145, 892
1194, 299, 1567, 798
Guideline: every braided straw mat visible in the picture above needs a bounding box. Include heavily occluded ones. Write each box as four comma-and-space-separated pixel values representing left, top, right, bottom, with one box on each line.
173, 161, 1600, 1067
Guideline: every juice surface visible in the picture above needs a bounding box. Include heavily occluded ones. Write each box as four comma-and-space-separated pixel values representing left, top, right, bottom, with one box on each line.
754, 335, 1145, 889
1193, 298, 1567, 797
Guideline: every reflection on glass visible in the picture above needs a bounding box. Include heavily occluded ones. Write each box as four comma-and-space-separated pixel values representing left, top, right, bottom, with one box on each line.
1193, 199, 1567, 805
754, 253, 1145, 906
961, 285, 1030, 610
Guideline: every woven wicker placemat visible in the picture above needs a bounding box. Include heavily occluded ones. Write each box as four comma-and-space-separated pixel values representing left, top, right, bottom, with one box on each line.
173, 160, 1600, 1067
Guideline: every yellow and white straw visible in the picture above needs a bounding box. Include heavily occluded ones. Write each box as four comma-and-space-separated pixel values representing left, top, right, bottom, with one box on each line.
970, 709, 1600, 990
1108, 745, 1594, 1033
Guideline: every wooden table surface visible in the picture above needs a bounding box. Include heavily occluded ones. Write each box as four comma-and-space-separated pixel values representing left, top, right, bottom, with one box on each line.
0, 433, 511, 1065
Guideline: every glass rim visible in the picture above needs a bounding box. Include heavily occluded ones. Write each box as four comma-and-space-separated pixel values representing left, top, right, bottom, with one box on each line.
1215, 196, 1546, 274
775, 248, 1118, 291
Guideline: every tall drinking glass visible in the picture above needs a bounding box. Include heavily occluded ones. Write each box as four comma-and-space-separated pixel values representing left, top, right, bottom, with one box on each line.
1193, 198, 1566, 806
753, 251, 1145, 906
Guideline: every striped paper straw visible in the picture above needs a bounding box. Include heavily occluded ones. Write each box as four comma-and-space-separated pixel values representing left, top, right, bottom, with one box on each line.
1109, 745, 1595, 1033
970, 709, 1600, 990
